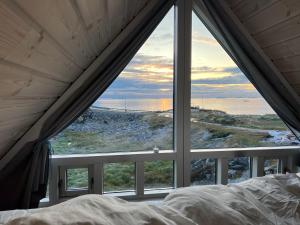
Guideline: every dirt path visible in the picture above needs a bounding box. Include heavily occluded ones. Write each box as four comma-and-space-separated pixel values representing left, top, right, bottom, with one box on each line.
194, 120, 271, 134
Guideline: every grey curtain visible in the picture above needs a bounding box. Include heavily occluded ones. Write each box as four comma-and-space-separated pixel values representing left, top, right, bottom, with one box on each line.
194, 0, 300, 136
0, 0, 173, 210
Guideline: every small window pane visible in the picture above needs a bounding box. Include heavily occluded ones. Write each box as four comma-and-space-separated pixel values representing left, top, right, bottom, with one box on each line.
144, 160, 174, 189
191, 158, 216, 185
228, 157, 251, 183
264, 159, 282, 175
103, 162, 135, 193
66, 168, 88, 190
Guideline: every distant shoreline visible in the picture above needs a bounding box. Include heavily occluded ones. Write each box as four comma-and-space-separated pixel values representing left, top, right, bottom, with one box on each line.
93, 97, 276, 115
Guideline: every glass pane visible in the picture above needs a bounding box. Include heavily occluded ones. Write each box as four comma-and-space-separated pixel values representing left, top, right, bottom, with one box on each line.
190, 11, 298, 150
66, 168, 88, 190
144, 160, 174, 189
228, 157, 251, 183
191, 158, 216, 185
264, 159, 282, 175
103, 162, 135, 192
50, 7, 175, 154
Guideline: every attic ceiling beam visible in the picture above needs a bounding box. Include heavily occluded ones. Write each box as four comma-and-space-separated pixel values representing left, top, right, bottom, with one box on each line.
0, 0, 160, 170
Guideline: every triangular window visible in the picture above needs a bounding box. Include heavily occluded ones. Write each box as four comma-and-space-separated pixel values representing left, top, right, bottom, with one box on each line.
190, 12, 298, 150
50, 7, 175, 155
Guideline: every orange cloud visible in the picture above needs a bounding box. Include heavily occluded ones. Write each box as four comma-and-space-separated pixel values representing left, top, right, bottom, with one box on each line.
192, 32, 218, 46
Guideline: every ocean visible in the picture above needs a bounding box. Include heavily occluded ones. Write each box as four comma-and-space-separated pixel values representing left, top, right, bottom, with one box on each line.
93, 98, 275, 115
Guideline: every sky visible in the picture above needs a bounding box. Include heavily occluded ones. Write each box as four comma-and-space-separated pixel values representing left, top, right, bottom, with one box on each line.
100, 7, 261, 100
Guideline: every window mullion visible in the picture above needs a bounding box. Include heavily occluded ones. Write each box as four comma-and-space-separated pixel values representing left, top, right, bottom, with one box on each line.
174, 0, 192, 188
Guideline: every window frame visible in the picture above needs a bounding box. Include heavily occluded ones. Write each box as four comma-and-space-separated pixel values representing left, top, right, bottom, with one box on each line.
45, 0, 300, 206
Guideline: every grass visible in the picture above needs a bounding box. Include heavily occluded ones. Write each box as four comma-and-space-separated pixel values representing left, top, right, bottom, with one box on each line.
102, 161, 174, 192
51, 108, 293, 191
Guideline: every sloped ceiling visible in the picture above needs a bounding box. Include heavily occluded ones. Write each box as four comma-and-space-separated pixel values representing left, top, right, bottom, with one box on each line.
0, 0, 148, 158
225, 0, 300, 95
1, 0, 300, 159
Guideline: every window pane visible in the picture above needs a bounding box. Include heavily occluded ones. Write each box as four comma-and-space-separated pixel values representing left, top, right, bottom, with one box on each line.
144, 160, 174, 189
190, 12, 298, 150
191, 158, 216, 185
228, 157, 251, 183
66, 168, 88, 190
264, 159, 282, 175
103, 162, 135, 193
50, 7, 175, 154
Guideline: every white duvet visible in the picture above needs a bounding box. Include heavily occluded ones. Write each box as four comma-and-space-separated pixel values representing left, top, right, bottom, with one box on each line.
2, 174, 300, 225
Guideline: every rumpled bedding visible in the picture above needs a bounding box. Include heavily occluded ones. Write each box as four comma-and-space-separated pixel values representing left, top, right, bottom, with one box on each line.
2, 174, 300, 225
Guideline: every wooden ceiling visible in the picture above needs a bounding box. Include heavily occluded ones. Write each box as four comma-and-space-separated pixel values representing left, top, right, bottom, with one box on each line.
0, 0, 148, 158
1, 0, 300, 159
225, 0, 300, 95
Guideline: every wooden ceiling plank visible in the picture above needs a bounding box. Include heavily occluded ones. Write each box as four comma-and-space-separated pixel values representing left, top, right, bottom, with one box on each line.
3, 0, 85, 69
3, 31, 82, 82
283, 71, 300, 85
225, 0, 244, 10
108, 0, 127, 41
263, 36, 300, 60
0, 113, 42, 132
0, 3, 82, 81
74, 0, 110, 54
67, 0, 99, 55
244, 0, 300, 36
0, 99, 52, 122
0, 63, 68, 98
273, 55, 300, 73
232, 0, 277, 22
15, 0, 97, 67
0, 59, 71, 84
0, 3, 30, 59
253, 15, 300, 48
0, 98, 54, 109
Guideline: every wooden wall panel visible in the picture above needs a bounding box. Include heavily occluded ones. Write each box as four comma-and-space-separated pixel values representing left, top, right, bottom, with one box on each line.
0, 0, 150, 157
283, 71, 300, 86
229, 0, 276, 22
273, 55, 300, 73
15, 0, 96, 67
263, 36, 300, 60
0, 99, 53, 121
253, 15, 300, 47
225, 0, 244, 9
225, 0, 300, 96
242, 0, 300, 35
0, 63, 68, 98
0, 1, 82, 82
74, 0, 109, 53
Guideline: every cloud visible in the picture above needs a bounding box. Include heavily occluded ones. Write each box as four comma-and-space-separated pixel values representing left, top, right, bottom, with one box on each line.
120, 54, 174, 83
191, 66, 250, 84
99, 54, 260, 99
192, 31, 218, 46
191, 83, 259, 98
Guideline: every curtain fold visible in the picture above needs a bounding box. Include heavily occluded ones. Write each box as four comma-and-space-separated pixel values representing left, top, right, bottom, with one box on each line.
194, 0, 300, 136
0, 0, 173, 210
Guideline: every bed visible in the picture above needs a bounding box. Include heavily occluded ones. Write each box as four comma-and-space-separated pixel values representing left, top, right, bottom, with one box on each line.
1, 173, 300, 225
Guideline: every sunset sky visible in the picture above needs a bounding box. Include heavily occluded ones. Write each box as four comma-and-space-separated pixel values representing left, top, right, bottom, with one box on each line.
100, 7, 260, 100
